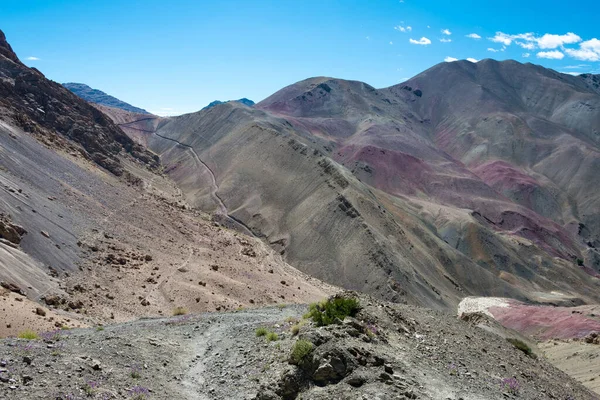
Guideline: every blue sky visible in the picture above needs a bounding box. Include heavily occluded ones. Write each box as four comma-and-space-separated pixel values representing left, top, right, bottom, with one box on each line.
2, 0, 599, 115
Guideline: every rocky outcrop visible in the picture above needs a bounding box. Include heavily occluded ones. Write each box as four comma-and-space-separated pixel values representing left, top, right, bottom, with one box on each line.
0, 213, 26, 245
252, 293, 596, 399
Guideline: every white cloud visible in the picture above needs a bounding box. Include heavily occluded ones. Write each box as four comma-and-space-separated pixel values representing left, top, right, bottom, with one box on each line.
537, 32, 581, 49
444, 57, 458, 62
565, 48, 600, 61
489, 32, 512, 45
582, 38, 600, 52
488, 31, 588, 60
466, 33, 481, 39
522, 53, 531, 58
467, 58, 479, 63
389, 41, 393, 45
440, 38, 452, 43
487, 48, 500, 53
394, 25, 412, 33
564, 38, 600, 61
489, 32, 535, 46
25, 56, 39, 61
562, 71, 581, 76
516, 41, 535, 50
409, 37, 431, 45
537, 50, 565, 60
441, 29, 452, 35
564, 64, 589, 69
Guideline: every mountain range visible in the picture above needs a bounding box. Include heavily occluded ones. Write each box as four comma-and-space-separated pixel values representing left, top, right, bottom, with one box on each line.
112, 59, 600, 311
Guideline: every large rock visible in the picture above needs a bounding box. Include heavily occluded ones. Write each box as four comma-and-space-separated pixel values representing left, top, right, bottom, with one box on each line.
0, 214, 26, 245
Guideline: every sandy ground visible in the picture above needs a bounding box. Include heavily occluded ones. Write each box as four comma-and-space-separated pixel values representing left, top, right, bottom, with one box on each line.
0, 288, 85, 337
540, 340, 600, 395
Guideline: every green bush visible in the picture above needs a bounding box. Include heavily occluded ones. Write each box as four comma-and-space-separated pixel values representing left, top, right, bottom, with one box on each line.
506, 338, 536, 358
290, 340, 314, 365
304, 297, 360, 326
266, 332, 279, 342
255, 327, 268, 337
290, 324, 300, 336
18, 330, 39, 340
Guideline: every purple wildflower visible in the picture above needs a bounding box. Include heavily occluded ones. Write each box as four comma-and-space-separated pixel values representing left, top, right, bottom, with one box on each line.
501, 377, 520, 394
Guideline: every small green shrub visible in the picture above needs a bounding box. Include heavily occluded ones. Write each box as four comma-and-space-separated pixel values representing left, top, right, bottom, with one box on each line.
506, 338, 536, 358
576, 258, 584, 266
172, 306, 188, 316
83, 381, 99, 396
266, 332, 279, 342
255, 327, 268, 337
304, 296, 360, 326
290, 340, 313, 365
290, 324, 300, 336
18, 330, 39, 340
130, 368, 141, 379
96, 325, 104, 331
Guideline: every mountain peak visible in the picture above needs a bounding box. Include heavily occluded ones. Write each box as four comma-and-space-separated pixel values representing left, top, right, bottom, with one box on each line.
202, 98, 255, 110
63, 82, 149, 114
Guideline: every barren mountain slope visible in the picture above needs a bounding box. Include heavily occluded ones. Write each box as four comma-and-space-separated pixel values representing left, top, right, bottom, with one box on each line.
92, 104, 161, 147
149, 103, 533, 310
383, 59, 600, 268
147, 63, 600, 310
0, 118, 334, 333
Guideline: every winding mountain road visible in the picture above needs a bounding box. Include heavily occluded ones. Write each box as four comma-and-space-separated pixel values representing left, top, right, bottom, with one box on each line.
117, 119, 258, 237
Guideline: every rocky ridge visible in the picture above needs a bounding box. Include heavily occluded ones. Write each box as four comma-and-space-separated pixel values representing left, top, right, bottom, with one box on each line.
63, 83, 150, 114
